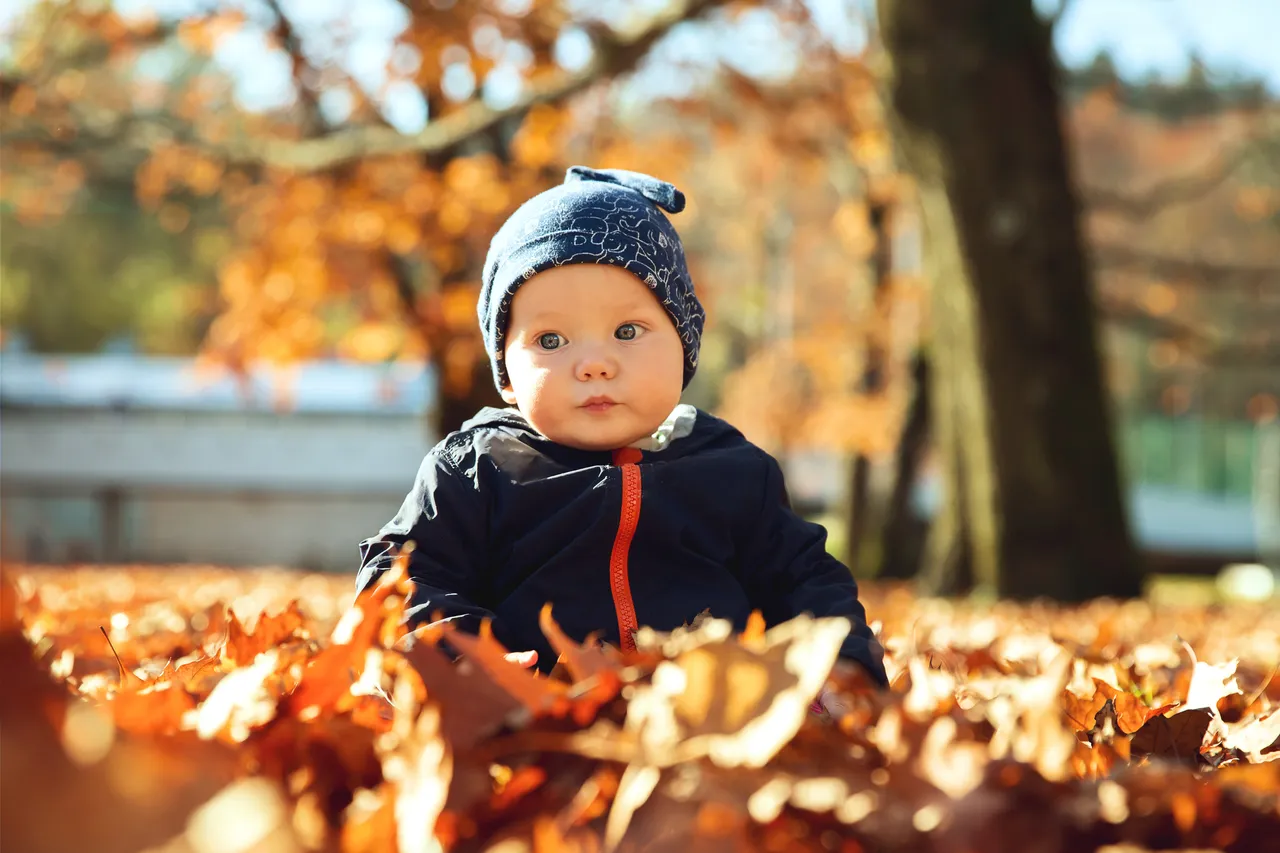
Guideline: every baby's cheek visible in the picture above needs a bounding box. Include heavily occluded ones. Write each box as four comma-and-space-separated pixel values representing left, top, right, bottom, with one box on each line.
524, 370, 561, 406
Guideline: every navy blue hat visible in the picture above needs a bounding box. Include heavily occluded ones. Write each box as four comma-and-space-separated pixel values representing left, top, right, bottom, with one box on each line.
478, 165, 705, 391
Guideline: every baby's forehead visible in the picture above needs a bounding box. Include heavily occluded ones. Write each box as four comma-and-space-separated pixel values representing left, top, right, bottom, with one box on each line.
509, 264, 664, 317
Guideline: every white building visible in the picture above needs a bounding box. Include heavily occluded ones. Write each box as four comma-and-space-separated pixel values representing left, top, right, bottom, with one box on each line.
0, 352, 437, 571
2, 348, 1269, 577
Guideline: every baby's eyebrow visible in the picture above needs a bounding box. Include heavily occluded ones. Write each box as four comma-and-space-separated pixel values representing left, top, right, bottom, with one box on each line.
611, 298, 665, 315
512, 307, 571, 325
519, 301, 661, 324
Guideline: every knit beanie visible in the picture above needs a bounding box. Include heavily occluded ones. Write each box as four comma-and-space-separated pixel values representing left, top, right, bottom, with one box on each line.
478, 165, 705, 391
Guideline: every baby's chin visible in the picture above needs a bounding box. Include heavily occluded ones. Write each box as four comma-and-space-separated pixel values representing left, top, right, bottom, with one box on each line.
558, 436, 649, 452
529, 413, 665, 452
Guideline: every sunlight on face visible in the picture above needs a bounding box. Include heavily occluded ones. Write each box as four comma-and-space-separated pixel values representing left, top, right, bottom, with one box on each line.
501, 264, 685, 451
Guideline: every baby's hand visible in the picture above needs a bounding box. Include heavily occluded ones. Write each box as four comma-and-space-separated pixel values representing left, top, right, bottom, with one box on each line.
503, 649, 539, 668
814, 686, 848, 718
810, 660, 872, 718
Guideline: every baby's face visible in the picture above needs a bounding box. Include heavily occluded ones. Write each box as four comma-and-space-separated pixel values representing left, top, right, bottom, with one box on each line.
501, 264, 684, 451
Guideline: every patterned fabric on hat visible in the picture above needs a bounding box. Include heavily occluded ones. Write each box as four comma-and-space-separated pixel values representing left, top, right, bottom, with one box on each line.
478, 165, 705, 391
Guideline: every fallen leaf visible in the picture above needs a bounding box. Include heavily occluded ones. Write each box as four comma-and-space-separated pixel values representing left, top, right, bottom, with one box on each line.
603, 762, 661, 853
401, 638, 522, 751
387, 703, 452, 853
625, 613, 850, 768
8, 563, 1280, 853
539, 603, 621, 686
1185, 659, 1244, 712
438, 621, 570, 717
195, 649, 281, 741
1130, 708, 1214, 764
111, 679, 198, 735
1222, 710, 1280, 763
223, 599, 307, 666
1062, 688, 1107, 733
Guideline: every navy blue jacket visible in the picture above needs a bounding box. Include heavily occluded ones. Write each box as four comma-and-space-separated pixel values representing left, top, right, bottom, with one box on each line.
356, 407, 887, 684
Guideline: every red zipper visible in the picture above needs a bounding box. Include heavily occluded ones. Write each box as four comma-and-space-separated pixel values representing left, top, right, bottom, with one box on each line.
609, 447, 643, 651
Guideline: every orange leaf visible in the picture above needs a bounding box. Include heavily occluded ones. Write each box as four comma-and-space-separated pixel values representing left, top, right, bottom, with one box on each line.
491, 765, 546, 811
740, 610, 767, 648
401, 639, 521, 751
112, 681, 197, 735
283, 559, 409, 718
1113, 692, 1174, 735
438, 622, 570, 717
222, 600, 306, 667
1062, 688, 1107, 733
539, 603, 621, 686
167, 655, 222, 692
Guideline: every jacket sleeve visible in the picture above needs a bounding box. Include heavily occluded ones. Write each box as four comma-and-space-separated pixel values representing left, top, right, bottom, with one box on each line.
738, 454, 888, 686
356, 445, 497, 634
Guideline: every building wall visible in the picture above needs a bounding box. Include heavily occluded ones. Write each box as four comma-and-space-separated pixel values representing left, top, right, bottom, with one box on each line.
132, 491, 403, 572
1, 489, 407, 572
0, 408, 431, 491
1, 406, 433, 571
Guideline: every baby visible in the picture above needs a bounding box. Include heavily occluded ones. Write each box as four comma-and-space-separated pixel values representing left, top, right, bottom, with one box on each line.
356, 166, 887, 692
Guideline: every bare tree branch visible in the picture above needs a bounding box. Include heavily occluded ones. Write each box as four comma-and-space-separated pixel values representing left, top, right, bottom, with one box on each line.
1099, 293, 1280, 367
216, 0, 731, 171
1040, 0, 1079, 30
1207, 344, 1280, 368
4, 0, 730, 173
1099, 293, 1213, 343
1082, 140, 1258, 219
0, 20, 182, 98
260, 0, 328, 136
1093, 244, 1279, 289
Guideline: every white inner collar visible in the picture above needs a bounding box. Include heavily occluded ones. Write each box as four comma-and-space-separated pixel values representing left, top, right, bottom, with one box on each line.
628, 403, 697, 452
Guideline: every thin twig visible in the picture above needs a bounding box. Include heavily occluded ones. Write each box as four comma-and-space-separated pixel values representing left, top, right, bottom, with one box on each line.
100, 625, 140, 685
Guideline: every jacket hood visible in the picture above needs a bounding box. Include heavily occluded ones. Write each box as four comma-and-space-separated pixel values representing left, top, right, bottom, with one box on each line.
461, 406, 538, 435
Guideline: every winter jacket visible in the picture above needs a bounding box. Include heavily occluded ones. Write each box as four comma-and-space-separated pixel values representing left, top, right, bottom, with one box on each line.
356, 406, 888, 685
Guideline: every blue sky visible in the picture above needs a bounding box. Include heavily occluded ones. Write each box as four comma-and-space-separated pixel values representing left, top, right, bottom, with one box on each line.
1052, 0, 1280, 90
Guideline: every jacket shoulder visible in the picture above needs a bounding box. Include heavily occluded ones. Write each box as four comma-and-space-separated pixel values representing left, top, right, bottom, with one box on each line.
431, 421, 520, 471
685, 409, 773, 462
428, 408, 555, 480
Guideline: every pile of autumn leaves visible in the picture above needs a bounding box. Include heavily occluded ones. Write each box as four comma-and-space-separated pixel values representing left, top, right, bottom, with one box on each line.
3, 563, 1279, 853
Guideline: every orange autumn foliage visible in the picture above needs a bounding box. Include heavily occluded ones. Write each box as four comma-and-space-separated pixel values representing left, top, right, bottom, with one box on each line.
3, 562, 1279, 852
2, 2, 928, 455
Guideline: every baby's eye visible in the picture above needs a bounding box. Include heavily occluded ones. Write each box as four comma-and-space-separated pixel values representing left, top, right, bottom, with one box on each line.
615, 323, 643, 341
537, 332, 564, 351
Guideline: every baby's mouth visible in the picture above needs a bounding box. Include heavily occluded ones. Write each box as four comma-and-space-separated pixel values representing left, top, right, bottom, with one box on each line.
580, 396, 618, 413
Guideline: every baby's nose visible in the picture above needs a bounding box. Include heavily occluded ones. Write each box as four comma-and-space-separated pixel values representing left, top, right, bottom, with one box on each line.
575, 348, 617, 380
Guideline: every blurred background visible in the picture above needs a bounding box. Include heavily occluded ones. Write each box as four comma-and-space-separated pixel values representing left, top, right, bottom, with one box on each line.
1, 0, 1277, 601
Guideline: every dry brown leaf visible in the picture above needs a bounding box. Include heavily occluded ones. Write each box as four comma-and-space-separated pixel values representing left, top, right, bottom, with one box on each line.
1062, 687, 1108, 732
7, 564, 1280, 853
1130, 708, 1214, 764
1223, 710, 1280, 763
539, 604, 622, 688
439, 621, 571, 717
1185, 658, 1244, 712
625, 613, 850, 768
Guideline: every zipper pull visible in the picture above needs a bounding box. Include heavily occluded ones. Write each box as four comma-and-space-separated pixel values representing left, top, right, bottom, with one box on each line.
611, 447, 643, 466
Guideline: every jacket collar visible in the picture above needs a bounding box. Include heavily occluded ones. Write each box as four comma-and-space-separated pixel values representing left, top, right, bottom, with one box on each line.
462, 404, 713, 460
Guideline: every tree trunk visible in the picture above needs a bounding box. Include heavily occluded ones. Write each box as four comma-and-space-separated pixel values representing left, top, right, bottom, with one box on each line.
878, 352, 931, 580
386, 251, 507, 440
434, 348, 507, 438
846, 200, 894, 574
876, 0, 1143, 600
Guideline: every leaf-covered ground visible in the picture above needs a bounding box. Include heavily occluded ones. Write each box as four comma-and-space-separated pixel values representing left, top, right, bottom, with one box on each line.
3, 562, 1278, 853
